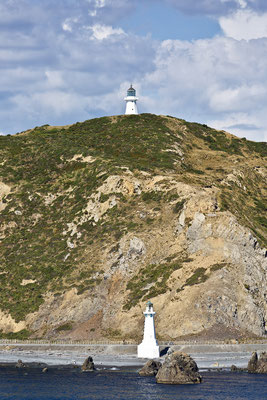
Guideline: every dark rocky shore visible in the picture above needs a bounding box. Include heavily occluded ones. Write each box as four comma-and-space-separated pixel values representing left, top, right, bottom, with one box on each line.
1, 348, 267, 380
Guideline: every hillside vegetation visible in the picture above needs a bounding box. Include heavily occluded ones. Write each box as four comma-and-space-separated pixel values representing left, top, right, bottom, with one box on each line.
0, 114, 266, 340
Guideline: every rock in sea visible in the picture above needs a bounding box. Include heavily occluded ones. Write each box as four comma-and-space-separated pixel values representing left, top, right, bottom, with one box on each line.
81, 356, 95, 372
156, 351, 202, 384
139, 360, 162, 376
15, 359, 26, 368
248, 352, 267, 374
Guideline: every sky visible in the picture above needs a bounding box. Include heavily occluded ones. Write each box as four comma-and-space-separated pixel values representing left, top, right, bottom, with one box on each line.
1, 0, 267, 141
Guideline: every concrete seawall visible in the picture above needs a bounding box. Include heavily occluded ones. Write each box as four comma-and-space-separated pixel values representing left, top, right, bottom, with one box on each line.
170, 343, 267, 354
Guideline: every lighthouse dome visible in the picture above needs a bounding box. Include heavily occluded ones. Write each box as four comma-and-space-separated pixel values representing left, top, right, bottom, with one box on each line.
127, 85, 136, 97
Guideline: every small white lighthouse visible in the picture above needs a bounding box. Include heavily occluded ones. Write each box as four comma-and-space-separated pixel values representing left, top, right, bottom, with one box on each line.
138, 301, 160, 359
124, 85, 138, 115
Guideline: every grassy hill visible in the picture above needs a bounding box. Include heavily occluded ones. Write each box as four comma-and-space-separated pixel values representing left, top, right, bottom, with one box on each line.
0, 114, 266, 340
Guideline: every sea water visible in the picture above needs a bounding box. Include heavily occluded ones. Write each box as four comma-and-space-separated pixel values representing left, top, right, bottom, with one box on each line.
0, 367, 267, 400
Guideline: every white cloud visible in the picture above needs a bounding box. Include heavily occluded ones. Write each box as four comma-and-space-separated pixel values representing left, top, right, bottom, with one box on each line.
238, 0, 247, 8
141, 36, 267, 141
45, 71, 65, 89
62, 23, 72, 32
89, 24, 125, 40
220, 8, 267, 40
95, 0, 106, 8
209, 84, 266, 112
11, 91, 79, 116
62, 18, 79, 32
89, 10, 97, 16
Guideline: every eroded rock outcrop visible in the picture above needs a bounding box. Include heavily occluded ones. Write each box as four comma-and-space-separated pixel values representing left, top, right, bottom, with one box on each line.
139, 360, 162, 376
248, 352, 267, 374
15, 359, 26, 368
81, 356, 95, 372
156, 351, 202, 384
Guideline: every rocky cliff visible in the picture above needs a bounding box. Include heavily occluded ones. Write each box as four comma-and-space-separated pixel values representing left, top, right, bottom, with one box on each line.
0, 114, 266, 340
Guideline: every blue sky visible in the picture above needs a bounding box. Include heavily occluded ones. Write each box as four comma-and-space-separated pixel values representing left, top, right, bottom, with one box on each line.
120, 2, 221, 40
1, 0, 267, 141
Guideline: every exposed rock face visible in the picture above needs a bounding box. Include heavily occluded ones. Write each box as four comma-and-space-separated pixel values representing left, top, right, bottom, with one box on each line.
156, 351, 202, 384
248, 352, 267, 374
172, 210, 267, 339
0, 181, 11, 212
0, 310, 26, 334
81, 356, 95, 372
139, 360, 162, 376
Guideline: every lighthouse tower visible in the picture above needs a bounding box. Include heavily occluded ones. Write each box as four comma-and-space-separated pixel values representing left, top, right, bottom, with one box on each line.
124, 85, 138, 115
137, 301, 160, 359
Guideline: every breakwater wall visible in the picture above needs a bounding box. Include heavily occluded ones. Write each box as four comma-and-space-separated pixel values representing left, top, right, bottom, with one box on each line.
1, 341, 267, 355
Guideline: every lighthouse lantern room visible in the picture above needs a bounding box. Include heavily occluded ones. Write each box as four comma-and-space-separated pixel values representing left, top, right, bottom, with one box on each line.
137, 301, 160, 359
124, 85, 138, 115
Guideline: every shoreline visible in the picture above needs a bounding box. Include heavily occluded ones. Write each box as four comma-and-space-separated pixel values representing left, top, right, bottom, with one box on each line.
0, 362, 140, 372
0, 360, 243, 373
0, 363, 240, 373
0, 342, 264, 369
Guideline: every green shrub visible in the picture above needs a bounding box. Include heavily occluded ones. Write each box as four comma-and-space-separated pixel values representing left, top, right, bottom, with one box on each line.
183, 268, 208, 287
173, 200, 185, 214
99, 193, 110, 203
141, 191, 163, 202
210, 263, 228, 272
0, 329, 31, 339
56, 322, 73, 332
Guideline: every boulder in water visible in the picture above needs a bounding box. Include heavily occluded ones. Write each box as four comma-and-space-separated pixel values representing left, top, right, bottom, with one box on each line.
81, 356, 95, 372
248, 352, 267, 374
139, 360, 162, 376
15, 359, 26, 368
231, 364, 238, 372
156, 351, 202, 384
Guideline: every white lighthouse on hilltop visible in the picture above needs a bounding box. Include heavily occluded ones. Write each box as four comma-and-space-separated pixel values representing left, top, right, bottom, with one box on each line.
138, 301, 160, 359
124, 85, 138, 115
